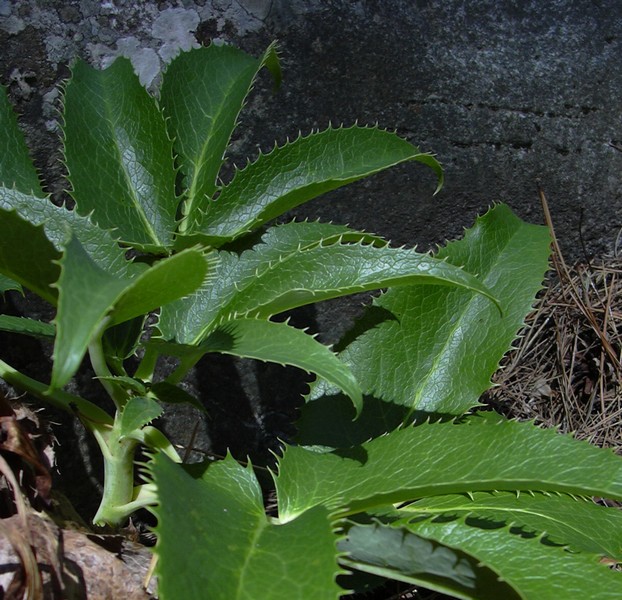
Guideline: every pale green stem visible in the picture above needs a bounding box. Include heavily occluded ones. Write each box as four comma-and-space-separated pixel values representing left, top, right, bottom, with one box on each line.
92, 425, 139, 526
88, 317, 127, 410
92, 426, 179, 525
0, 357, 113, 431
0, 358, 137, 525
177, 215, 189, 235
177, 193, 193, 235
0, 355, 172, 527
133, 344, 160, 382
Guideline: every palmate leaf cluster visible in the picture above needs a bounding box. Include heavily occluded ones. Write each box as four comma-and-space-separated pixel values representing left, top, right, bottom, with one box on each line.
0, 41, 620, 599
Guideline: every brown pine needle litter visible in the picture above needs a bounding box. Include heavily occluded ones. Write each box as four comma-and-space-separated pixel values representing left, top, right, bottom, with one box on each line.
486, 190, 622, 453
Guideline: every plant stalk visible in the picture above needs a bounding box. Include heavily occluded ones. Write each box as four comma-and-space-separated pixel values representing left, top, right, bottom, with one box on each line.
0, 357, 113, 430
88, 318, 128, 410
92, 425, 140, 526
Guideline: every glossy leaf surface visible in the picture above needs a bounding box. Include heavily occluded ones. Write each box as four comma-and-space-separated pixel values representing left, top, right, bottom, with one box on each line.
161, 42, 280, 229
399, 515, 622, 599
299, 204, 550, 445
160, 231, 496, 345
0, 187, 134, 280
398, 491, 622, 560
64, 58, 177, 250
276, 416, 622, 521
191, 126, 443, 245
151, 453, 341, 600
159, 220, 387, 340
0, 85, 43, 196
108, 248, 209, 326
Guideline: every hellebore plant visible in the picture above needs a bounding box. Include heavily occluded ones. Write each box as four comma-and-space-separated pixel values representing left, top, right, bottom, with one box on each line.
1, 42, 621, 599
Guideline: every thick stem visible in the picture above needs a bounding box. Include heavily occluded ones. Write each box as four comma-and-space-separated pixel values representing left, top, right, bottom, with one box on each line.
91, 423, 178, 525
92, 426, 139, 526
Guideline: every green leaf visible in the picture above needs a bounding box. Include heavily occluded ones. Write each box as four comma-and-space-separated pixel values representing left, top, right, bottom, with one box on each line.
340, 521, 518, 600
0, 190, 151, 316
398, 491, 622, 560
0, 187, 135, 280
0, 85, 43, 196
160, 220, 388, 340
97, 375, 147, 395
298, 204, 550, 446
398, 515, 622, 599
251, 220, 388, 249
0, 315, 55, 339
160, 231, 497, 346
52, 235, 129, 388
52, 240, 208, 389
224, 244, 496, 320
149, 381, 205, 412
151, 453, 342, 600
161, 42, 281, 231
63, 58, 177, 251
108, 248, 210, 326
275, 416, 622, 521
102, 316, 146, 370
175, 215, 388, 252
189, 126, 444, 245
118, 396, 162, 438
0, 203, 62, 303
200, 318, 362, 414
0, 274, 21, 295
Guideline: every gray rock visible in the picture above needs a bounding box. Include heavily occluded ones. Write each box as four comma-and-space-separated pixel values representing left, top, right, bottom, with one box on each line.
3, 0, 618, 254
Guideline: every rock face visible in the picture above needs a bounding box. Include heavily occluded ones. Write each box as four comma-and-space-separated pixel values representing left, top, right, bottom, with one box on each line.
1, 0, 621, 519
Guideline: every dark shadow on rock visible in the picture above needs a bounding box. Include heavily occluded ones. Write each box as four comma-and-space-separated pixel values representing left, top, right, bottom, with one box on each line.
167, 305, 318, 468
163, 352, 251, 458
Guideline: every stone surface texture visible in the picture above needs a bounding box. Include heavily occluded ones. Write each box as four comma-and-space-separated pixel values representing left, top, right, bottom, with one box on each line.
0, 0, 621, 518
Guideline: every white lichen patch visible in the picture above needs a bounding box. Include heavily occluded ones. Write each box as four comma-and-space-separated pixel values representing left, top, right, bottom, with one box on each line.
152, 7, 200, 63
